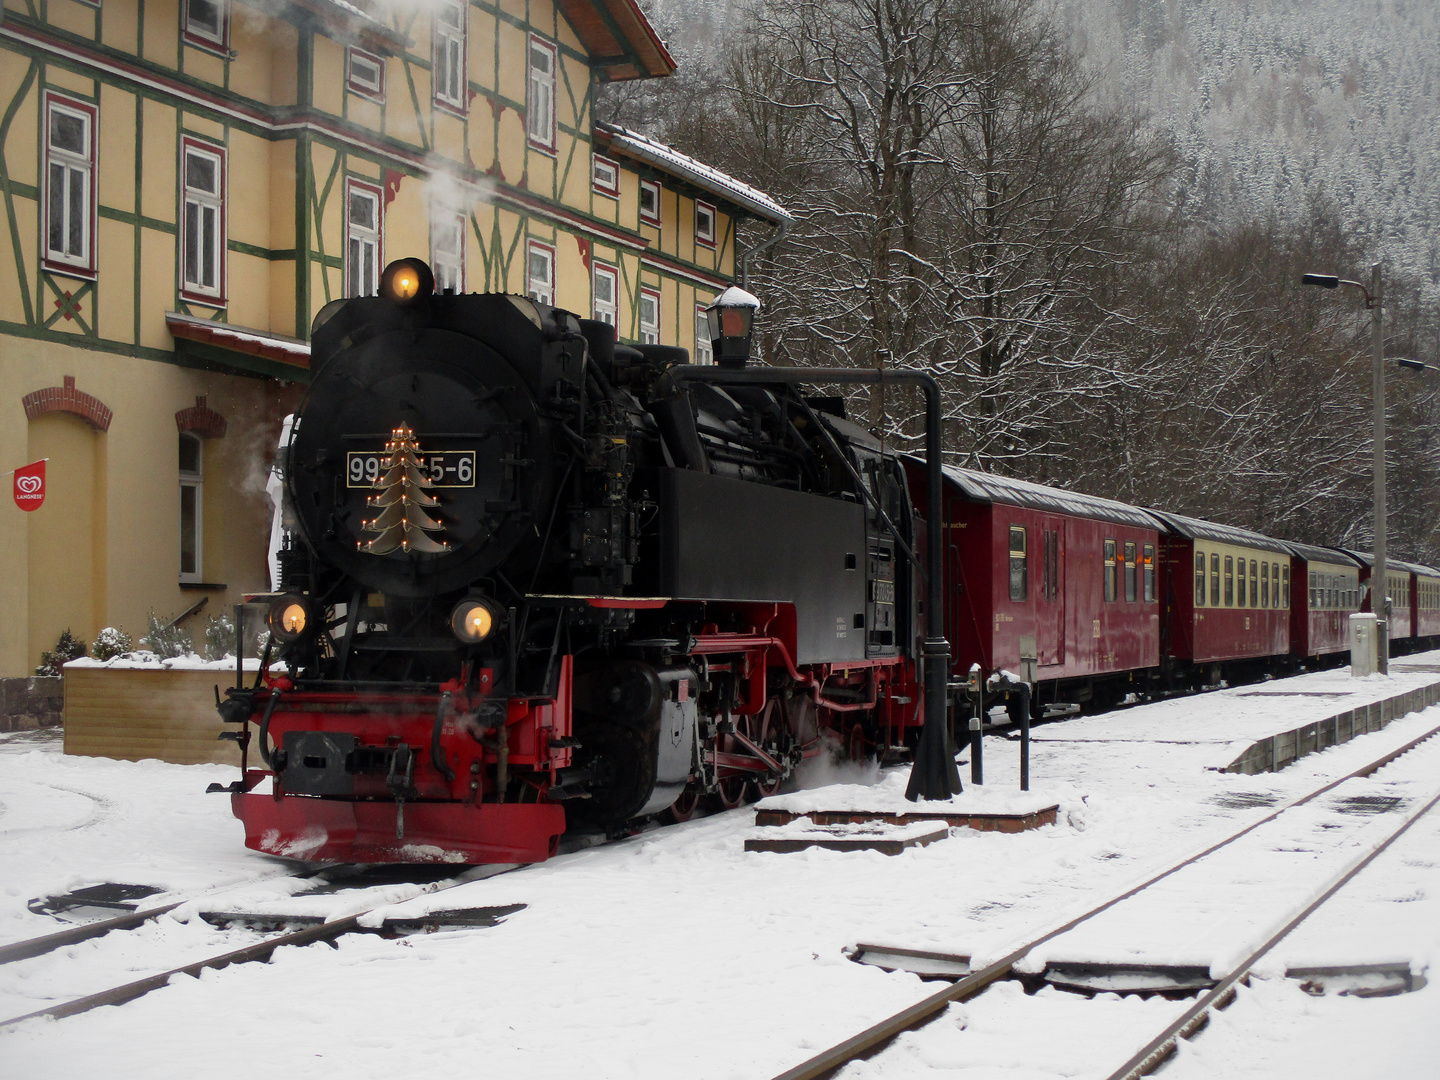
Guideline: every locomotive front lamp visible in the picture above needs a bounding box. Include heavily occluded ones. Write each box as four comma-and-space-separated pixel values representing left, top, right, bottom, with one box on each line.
267, 594, 314, 643
450, 598, 499, 644
381, 258, 435, 304
705, 285, 760, 368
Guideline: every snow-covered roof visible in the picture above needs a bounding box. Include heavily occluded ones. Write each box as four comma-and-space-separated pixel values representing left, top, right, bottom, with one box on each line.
166, 312, 311, 371
939, 465, 1160, 530
1146, 509, 1293, 556
1335, 550, 1440, 578
596, 123, 793, 225
293, 0, 408, 51
1283, 542, 1362, 567
558, 0, 675, 80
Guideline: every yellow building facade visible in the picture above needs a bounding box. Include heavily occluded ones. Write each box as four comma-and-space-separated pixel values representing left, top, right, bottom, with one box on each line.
0, 0, 791, 676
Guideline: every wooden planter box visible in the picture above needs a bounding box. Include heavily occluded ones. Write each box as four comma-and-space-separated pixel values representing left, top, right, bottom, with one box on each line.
64, 664, 252, 766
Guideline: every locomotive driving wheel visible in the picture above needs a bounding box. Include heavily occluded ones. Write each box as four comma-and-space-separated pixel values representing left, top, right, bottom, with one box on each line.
664, 786, 701, 823
846, 720, 868, 763
745, 700, 786, 800
708, 710, 762, 811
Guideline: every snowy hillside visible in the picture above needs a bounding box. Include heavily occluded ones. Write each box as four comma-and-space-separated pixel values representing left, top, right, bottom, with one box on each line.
1043, 0, 1435, 302
641, 0, 1439, 302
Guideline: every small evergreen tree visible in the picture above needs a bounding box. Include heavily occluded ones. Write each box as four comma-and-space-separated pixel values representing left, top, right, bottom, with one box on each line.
37, 629, 87, 676
204, 614, 235, 662
91, 626, 134, 662
141, 613, 192, 660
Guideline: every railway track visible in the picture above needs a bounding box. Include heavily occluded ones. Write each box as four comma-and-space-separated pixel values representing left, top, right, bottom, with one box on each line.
0, 862, 519, 1030
770, 719, 1440, 1080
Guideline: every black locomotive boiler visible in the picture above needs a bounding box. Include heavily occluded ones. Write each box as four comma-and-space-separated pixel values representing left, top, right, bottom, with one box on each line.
220, 259, 929, 863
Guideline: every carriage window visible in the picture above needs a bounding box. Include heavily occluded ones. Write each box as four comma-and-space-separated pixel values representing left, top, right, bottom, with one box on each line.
1283, 565, 1290, 609
1143, 544, 1156, 604
1237, 559, 1246, 607
1225, 556, 1234, 606
1260, 561, 1269, 607
1104, 540, 1116, 602
1273, 563, 1281, 607
1211, 553, 1220, 606
1009, 527, 1028, 601
1195, 552, 1206, 606
1124, 541, 1137, 602
1249, 560, 1258, 607
1309, 571, 1317, 608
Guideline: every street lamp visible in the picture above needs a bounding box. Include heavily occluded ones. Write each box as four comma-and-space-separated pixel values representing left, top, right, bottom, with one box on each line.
1302, 264, 1388, 673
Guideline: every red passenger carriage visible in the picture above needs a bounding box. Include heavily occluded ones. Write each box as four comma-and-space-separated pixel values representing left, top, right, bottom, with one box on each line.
1287, 543, 1362, 663
906, 464, 1163, 709
1149, 510, 1290, 683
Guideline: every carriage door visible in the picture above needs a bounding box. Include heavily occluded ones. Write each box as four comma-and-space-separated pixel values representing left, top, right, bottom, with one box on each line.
1037, 525, 1064, 666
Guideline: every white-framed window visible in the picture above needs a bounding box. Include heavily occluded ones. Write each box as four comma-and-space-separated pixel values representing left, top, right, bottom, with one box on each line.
592, 153, 619, 198
433, 0, 467, 112
526, 239, 554, 305
432, 209, 465, 294
347, 46, 385, 101
179, 433, 204, 583
180, 137, 226, 303
345, 179, 383, 297
42, 92, 97, 277
639, 286, 660, 344
639, 179, 661, 226
592, 263, 618, 324
695, 200, 716, 248
695, 305, 713, 364
527, 35, 557, 151
184, 0, 230, 51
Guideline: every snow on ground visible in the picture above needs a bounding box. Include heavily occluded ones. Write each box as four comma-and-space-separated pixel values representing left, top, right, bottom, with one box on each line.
4, 656, 1440, 1078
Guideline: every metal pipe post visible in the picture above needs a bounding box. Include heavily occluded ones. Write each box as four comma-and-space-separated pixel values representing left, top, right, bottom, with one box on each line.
969, 715, 984, 785
1371, 262, 1389, 674
673, 365, 962, 800
1018, 682, 1031, 791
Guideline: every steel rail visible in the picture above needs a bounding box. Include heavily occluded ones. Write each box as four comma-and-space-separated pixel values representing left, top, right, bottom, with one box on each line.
768, 716, 1440, 1080
0, 914, 364, 1029
0, 903, 187, 966
0, 864, 517, 1030
1105, 783, 1440, 1080
0, 867, 318, 967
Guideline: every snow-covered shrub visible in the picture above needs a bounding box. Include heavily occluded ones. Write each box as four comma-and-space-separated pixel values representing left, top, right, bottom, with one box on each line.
141, 613, 192, 660
91, 626, 133, 662
204, 614, 235, 661
37, 629, 87, 676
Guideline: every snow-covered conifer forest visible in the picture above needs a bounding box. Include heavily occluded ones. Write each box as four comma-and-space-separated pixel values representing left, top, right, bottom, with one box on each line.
604, 0, 1440, 561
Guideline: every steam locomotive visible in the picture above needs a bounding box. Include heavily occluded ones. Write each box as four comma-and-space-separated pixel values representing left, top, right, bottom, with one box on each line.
217, 258, 928, 863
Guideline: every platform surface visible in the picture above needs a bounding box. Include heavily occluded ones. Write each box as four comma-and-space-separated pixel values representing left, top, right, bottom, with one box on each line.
1031, 657, 1440, 771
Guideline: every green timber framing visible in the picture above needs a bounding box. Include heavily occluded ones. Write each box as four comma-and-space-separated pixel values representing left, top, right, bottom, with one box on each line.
1, 0, 770, 376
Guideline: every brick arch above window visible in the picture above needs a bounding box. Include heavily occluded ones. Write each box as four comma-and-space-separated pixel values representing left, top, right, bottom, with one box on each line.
22, 375, 112, 432
175, 395, 227, 438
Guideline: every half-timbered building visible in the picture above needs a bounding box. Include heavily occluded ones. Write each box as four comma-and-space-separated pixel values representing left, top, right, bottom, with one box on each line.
0, 0, 791, 676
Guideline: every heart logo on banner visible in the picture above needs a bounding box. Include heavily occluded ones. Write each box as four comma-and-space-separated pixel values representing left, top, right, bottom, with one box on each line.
12, 460, 45, 512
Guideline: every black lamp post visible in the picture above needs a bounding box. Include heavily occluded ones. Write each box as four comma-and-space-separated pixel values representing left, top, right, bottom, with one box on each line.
1302, 265, 1388, 672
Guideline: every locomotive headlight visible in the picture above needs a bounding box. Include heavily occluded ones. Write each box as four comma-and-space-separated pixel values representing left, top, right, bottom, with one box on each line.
267, 595, 314, 643
450, 598, 499, 644
380, 258, 435, 304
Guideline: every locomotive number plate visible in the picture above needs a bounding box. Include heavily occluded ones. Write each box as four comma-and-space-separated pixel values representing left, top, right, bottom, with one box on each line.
346, 450, 477, 488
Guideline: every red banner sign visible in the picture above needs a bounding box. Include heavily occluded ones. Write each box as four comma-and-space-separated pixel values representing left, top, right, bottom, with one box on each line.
13, 460, 45, 512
